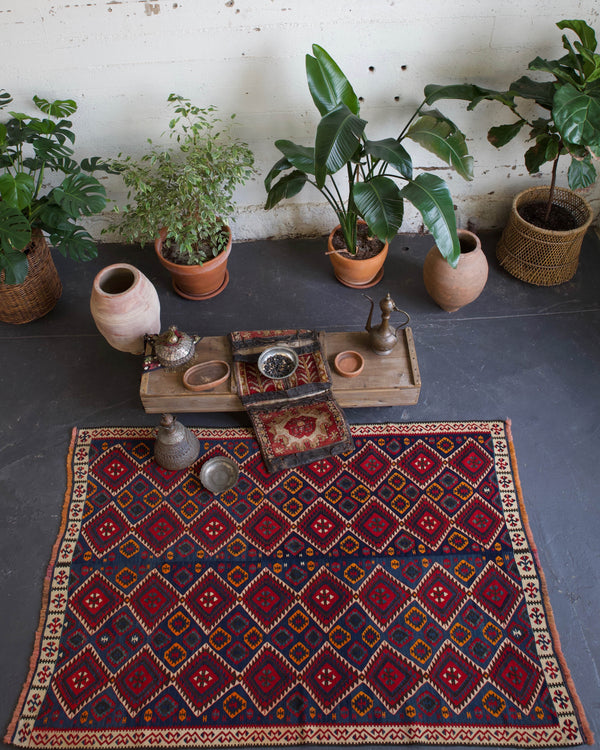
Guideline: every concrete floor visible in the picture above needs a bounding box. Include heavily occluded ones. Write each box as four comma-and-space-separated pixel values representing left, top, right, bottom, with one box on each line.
1, 229, 599, 749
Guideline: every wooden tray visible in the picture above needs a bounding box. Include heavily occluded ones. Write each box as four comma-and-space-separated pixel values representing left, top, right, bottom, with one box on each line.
140, 329, 421, 413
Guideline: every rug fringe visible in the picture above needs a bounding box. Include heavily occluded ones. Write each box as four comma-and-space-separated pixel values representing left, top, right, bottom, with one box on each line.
4, 427, 79, 746
504, 420, 594, 745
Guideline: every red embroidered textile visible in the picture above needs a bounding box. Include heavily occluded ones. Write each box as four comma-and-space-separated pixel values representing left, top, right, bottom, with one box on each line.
229, 329, 354, 472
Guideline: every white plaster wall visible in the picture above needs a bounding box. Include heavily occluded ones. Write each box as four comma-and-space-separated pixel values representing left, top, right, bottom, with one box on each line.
1, 0, 599, 242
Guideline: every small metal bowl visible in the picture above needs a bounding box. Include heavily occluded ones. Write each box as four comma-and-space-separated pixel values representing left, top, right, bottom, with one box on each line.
200, 456, 239, 494
257, 345, 299, 380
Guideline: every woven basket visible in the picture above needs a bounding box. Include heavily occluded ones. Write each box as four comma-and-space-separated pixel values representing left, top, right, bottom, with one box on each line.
0, 229, 62, 324
496, 186, 593, 286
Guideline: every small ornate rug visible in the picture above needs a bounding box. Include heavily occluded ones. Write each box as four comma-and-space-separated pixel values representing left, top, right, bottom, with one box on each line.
229, 329, 354, 473
5, 422, 592, 748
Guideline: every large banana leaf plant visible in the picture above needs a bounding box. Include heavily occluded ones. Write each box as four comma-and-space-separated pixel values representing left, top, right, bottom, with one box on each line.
425, 19, 600, 224
0, 90, 111, 285
264, 45, 474, 267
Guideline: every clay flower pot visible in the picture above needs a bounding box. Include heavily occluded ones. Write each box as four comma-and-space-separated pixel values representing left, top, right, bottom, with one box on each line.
154, 226, 232, 300
327, 222, 388, 287
423, 228, 488, 312
90, 263, 161, 354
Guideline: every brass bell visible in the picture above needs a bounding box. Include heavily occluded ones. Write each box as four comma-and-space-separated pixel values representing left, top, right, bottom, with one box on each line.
154, 414, 200, 470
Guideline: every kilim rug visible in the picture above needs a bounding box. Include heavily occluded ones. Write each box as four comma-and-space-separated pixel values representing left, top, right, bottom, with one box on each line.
229, 329, 354, 473
5, 421, 592, 748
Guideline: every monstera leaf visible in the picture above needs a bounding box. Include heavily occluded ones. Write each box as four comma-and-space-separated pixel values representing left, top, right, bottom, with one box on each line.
0, 204, 31, 283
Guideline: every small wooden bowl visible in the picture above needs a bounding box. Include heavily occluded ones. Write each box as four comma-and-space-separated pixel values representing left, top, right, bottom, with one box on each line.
334, 350, 365, 378
183, 360, 230, 391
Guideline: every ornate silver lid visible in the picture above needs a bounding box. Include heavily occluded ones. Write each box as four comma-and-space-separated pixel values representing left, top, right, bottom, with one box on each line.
149, 326, 197, 370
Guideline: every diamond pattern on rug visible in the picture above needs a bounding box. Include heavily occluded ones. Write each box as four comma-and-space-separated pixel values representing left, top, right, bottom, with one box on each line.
5, 424, 591, 749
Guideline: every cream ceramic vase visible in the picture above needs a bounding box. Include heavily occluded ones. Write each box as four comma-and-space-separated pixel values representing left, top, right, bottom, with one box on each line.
423, 229, 488, 312
90, 263, 161, 354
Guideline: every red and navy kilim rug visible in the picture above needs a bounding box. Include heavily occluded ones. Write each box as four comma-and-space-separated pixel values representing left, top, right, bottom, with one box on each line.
5, 422, 592, 748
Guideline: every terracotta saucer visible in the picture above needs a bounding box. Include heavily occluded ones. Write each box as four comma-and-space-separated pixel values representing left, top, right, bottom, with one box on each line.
334, 350, 365, 377
173, 270, 230, 300
183, 361, 230, 391
334, 267, 384, 289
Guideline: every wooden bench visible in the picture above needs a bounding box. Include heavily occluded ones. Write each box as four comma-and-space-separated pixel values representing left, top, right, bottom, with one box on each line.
140, 329, 421, 413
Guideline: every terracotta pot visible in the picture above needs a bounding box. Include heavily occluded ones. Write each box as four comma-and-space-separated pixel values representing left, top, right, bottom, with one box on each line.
90, 263, 161, 354
496, 186, 593, 286
423, 229, 488, 312
0, 230, 62, 324
327, 222, 388, 287
154, 226, 232, 300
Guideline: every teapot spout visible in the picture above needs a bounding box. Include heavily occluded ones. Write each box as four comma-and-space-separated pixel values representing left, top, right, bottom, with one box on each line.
363, 294, 375, 332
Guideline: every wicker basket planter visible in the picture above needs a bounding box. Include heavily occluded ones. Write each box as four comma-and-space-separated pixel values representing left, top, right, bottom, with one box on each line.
0, 230, 62, 324
496, 186, 593, 286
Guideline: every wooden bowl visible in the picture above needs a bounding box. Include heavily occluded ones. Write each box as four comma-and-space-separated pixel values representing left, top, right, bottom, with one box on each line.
334, 350, 365, 378
183, 360, 230, 391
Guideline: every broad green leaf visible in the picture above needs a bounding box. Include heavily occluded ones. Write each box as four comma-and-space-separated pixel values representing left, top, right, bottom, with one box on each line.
553, 83, 600, 145
568, 154, 597, 189
508, 76, 555, 108
0, 90, 13, 108
264, 171, 308, 209
81, 156, 120, 174
306, 45, 360, 116
424, 83, 515, 110
274, 140, 315, 174
50, 225, 97, 261
0, 172, 35, 209
33, 95, 77, 118
264, 156, 293, 191
364, 138, 413, 179
524, 135, 560, 174
557, 19, 597, 52
0, 203, 31, 258
528, 56, 579, 86
51, 174, 106, 217
399, 173, 460, 267
352, 176, 404, 243
0, 246, 29, 284
36, 202, 73, 231
33, 136, 74, 163
314, 104, 366, 188
574, 45, 600, 82
406, 115, 473, 180
487, 121, 526, 147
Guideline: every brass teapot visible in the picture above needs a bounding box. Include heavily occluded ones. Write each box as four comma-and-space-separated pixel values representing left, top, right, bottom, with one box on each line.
364, 293, 410, 355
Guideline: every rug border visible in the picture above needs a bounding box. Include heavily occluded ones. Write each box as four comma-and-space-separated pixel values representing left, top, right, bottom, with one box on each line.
4, 420, 594, 747
504, 420, 594, 746
4, 427, 78, 745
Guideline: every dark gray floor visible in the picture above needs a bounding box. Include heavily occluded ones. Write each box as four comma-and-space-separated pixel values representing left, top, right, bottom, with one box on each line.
1, 229, 599, 749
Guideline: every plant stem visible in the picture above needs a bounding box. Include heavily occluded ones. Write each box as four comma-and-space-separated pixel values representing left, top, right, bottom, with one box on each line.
544, 154, 559, 224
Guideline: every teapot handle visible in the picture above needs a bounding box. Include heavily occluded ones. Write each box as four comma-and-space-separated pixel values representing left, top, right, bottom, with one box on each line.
392, 306, 411, 332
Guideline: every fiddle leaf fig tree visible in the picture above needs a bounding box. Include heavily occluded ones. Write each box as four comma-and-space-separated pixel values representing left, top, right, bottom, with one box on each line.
265, 45, 474, 266
425, 19, 600, 223
0, 90, 111, 284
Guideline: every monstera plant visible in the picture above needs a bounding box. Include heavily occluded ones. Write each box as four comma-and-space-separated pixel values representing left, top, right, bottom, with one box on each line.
425, 18, 600, 228
265, 44, 474, 270
0, 91, 110, 286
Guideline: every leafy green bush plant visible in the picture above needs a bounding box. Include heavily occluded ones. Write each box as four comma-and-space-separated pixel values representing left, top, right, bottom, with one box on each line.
426, 19, 600, 224
264, 45, 474, 267
107, 94, 254, 265
0, 91, 109, 284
